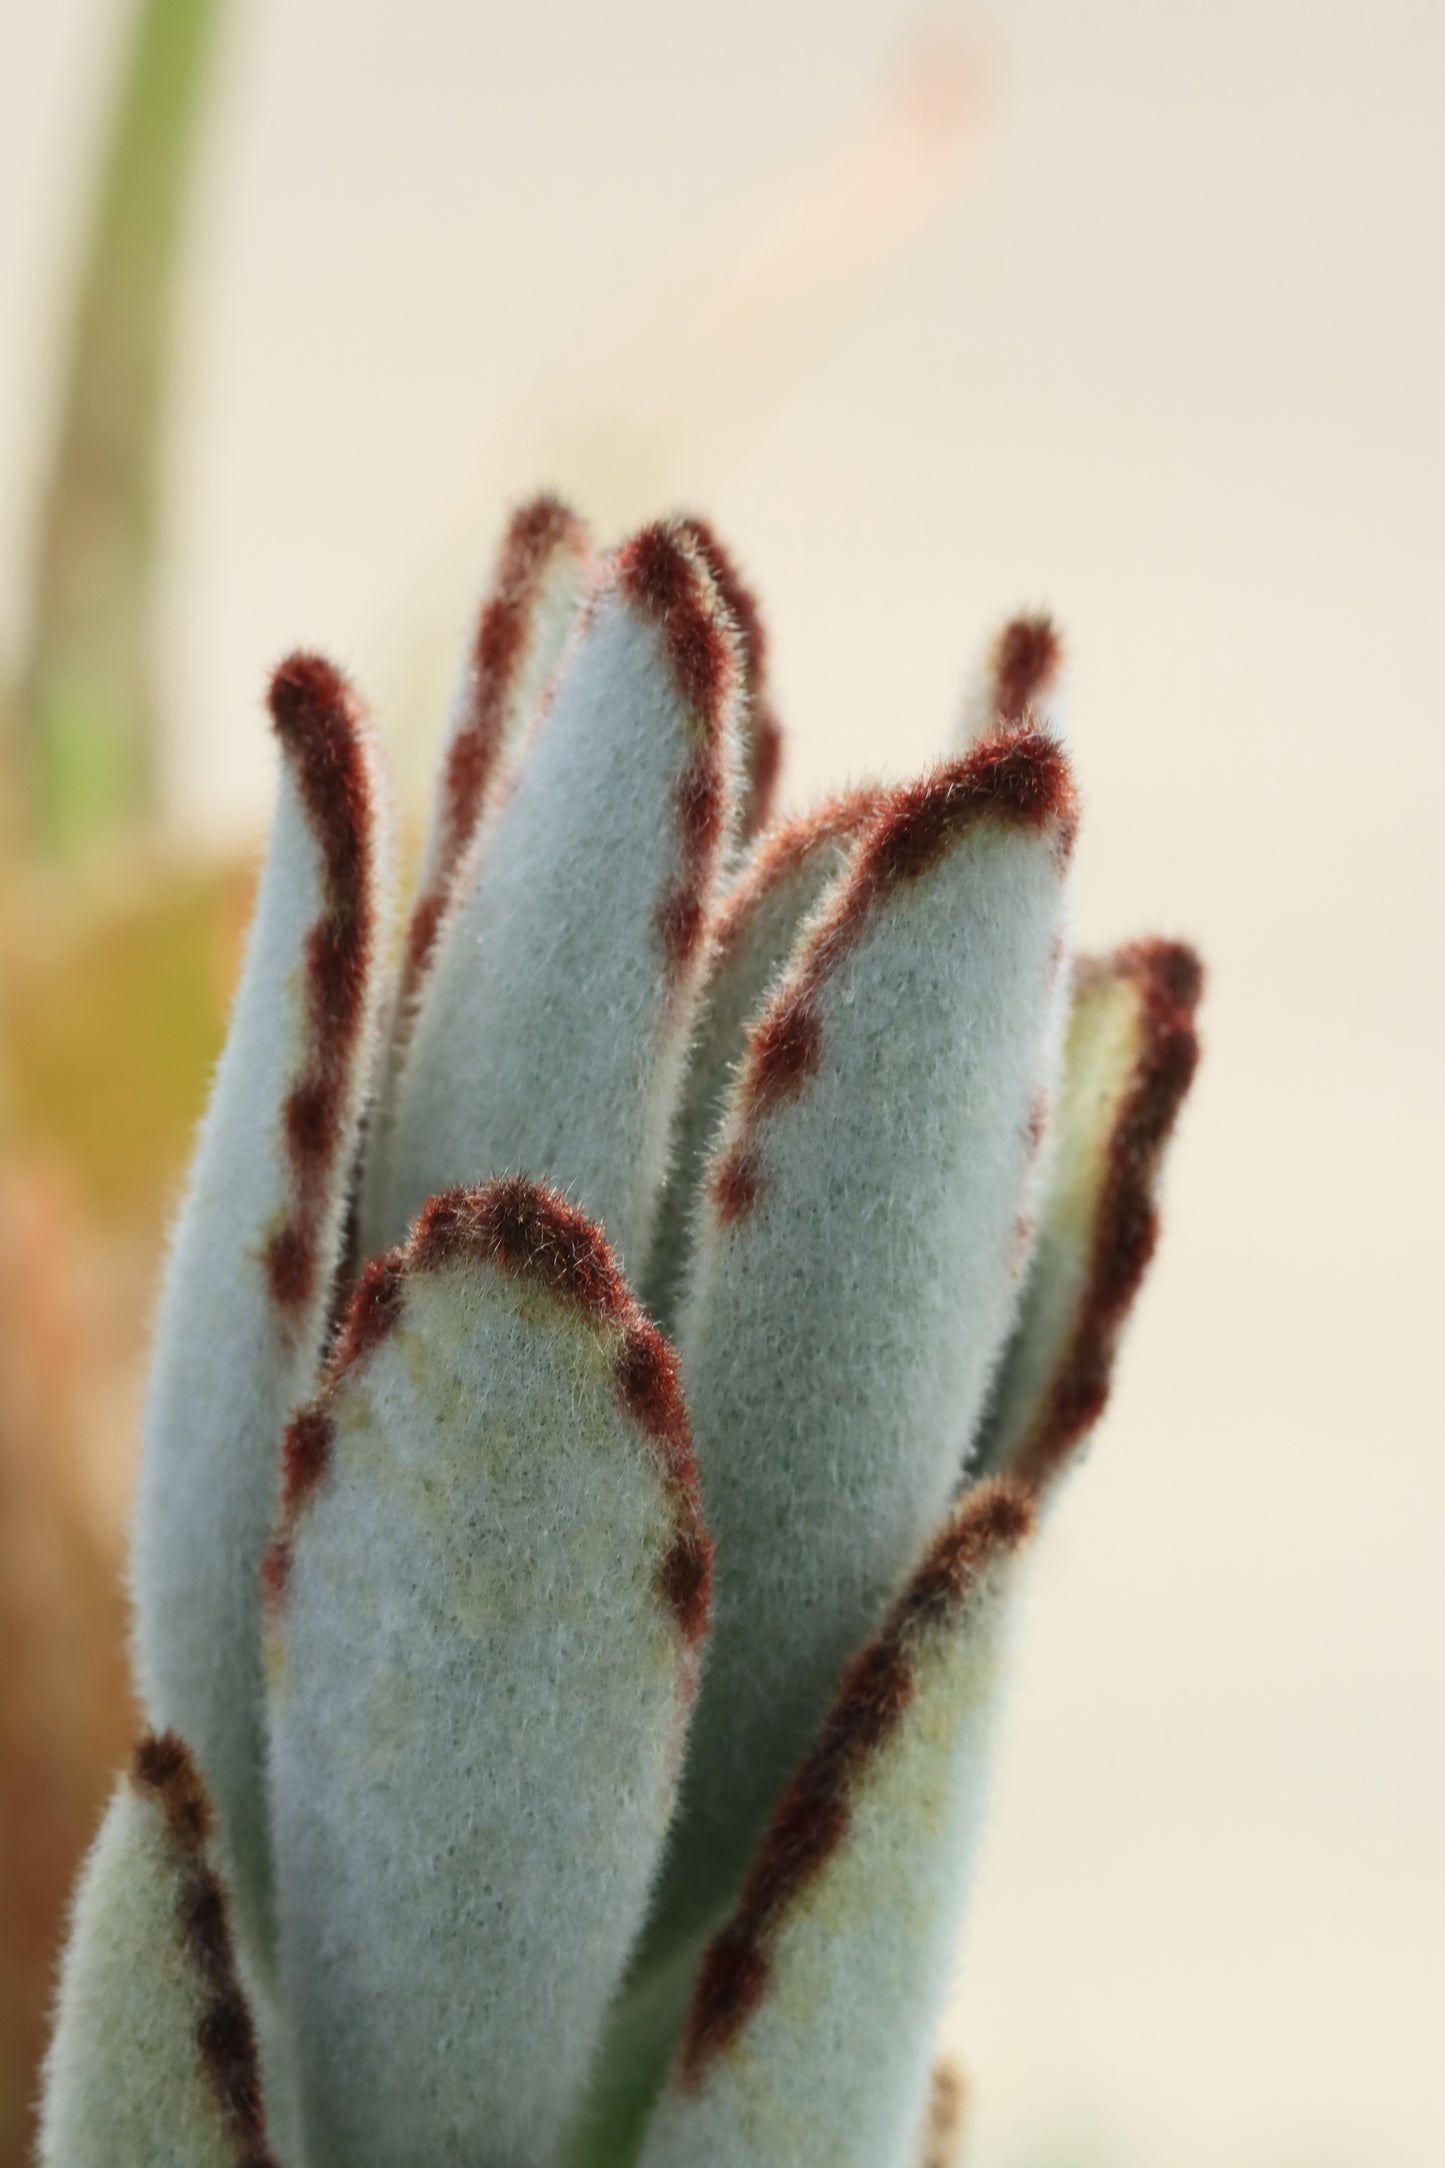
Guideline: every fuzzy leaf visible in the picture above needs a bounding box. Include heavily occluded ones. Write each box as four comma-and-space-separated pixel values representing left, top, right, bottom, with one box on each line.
957, 611, 1067, 746
359, 494, 591, 1253
264, 1180, 712, 2168
39, 1731, 280, 2168
974, 938, 1202, 1492
639, 1483, 1033, 2168
132, 657, 391, 1961
641, 788, 881, 1335
647, 731, 1076, 1949
410, 494, 594, 955
376, 520, 743, 1274
675, 517, 783, 839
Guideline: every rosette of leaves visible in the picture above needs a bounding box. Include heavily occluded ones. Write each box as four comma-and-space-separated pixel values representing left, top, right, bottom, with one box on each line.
39, 501, 1201, 2168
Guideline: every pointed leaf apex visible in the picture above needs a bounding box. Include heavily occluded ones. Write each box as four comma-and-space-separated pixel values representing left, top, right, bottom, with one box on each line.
675, 514, 785, 832
958, 611, 1069, 746
268, 646, 354, 737
396, 493, 592, 1004
676, 515, 770, 693
266, 649, 375, 894
991, 612, 1064, 726
448, 490, 590, 836
605, 520, 744, 981
257, 649, 383, 1323
615, 518, 743, 730
1134, 934, 1205, 1014
870, 731, 1076, 887
1012, 936, 1203, 1493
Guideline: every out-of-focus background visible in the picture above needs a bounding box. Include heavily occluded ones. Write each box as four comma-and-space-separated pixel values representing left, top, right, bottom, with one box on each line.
0, 0, 1441, 2161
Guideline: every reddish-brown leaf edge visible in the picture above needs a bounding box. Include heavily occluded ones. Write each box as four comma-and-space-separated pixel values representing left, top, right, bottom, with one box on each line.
680, 1478, 1034, 2083
264, 1177, 712, 1646
130, 1731, 278, 2167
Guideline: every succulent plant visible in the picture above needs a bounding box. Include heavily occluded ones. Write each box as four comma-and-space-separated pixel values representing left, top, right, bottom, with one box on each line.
39, 500, 1201, 2168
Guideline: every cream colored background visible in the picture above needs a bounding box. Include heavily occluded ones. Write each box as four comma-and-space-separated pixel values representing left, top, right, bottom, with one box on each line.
2, 2, 1442, 2162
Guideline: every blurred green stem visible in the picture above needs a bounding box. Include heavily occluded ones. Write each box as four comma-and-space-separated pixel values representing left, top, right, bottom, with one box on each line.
19, 0, 225, 859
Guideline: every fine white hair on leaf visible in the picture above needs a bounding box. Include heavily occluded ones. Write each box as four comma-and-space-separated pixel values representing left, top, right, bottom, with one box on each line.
673, 515, 784, 843
131, 655, 393, 1967
638, 1484, 1033, 2168
39, 1732, 281, 2168
415, 493, 594, 930
643, 730, 1076, 1956
263, 1179, 713, 2168
375, 518, 744, 1277
641, 786, 882, 1337
359, 497, 592, 1249
972, 937, 1203, 1495
956, 611, 1068, 748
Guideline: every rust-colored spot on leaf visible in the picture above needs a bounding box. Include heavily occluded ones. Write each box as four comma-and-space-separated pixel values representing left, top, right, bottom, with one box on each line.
305, 916, 367, 1049
711, 1144, 765, 1224
746, 994, 824, 1115
281, 1406, 335, 1516
283, 1076, 339, 1171
261, 1536, 292, 1610
659, 1526, 714, 1649
264, 1222, 315, 1314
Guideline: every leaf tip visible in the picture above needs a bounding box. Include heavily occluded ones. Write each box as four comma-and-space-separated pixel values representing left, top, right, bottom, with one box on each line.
1016, 937, 1203, 1491
616, 519, 741, 733
131, 1728, 214, 1848
990, 612, 1064, 726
